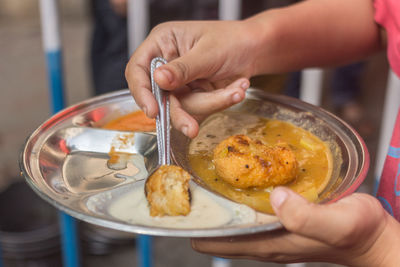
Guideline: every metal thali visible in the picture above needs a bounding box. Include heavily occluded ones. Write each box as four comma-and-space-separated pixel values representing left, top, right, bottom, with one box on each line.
20, 89, 369, 237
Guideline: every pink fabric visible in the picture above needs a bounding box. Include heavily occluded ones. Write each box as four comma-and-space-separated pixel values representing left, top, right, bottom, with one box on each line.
374, 0, 400, 219
374, 0, 400, 76
376, 109, 400, 220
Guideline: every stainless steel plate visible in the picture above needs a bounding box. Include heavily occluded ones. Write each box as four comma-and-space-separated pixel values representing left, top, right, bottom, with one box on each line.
20, 89, 369, 237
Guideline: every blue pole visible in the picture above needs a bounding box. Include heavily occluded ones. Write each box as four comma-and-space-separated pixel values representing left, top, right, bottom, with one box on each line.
40, 1, 80, 266
59, 213, 80, 267
138, 235, 153, 267
45, 50, 65, 113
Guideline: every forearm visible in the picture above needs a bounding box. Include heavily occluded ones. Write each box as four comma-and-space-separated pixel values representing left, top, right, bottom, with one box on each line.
243, 0, 383, 75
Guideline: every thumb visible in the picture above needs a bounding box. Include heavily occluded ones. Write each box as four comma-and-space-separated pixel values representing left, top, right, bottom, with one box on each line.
154, 46, 219, 90
270, 187, 318, 235
270, 187, 368, 246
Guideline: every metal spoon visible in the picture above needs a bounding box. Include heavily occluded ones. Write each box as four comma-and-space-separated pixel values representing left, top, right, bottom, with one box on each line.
143, 57, 172, 188
150, 57, 171, 166
144, 57, 192, 216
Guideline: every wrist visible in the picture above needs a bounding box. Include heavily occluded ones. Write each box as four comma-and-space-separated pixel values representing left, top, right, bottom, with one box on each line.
241, 10, 278, 76
350, 213, 400, 267
242, 7, 303, 75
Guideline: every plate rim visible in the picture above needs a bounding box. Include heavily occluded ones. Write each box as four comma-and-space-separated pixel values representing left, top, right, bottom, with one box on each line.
19, 88, 369, 237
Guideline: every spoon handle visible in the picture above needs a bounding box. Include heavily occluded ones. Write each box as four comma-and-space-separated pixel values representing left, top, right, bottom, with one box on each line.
150, 57, 171, 165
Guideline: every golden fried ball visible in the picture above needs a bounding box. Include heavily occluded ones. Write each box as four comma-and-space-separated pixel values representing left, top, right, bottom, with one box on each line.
145, 165, 191, 217
213, 135, 298, 189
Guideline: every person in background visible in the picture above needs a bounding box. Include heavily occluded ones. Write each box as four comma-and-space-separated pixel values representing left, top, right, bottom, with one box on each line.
125, 0, 400, 266
90, 0, 129, 95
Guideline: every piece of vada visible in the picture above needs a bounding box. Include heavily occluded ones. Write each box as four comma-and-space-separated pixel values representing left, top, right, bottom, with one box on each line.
145, 165, 191, 217
213, 135, 298, 189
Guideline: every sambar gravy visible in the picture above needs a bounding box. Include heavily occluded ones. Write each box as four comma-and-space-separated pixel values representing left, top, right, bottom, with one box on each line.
189, 113, 332, 214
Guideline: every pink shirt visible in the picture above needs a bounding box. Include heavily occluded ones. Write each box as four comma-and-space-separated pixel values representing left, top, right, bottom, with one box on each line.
374, 0, 400, 220
374, 0, 400, 76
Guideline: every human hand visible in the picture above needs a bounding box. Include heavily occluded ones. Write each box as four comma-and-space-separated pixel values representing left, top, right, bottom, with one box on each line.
125, 20, 261, 138
191, 187, 400, 267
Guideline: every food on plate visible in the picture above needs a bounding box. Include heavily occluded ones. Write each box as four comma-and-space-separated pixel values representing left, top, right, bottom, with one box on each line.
102, 110, 156, 174
189, 113, 333, 214
213, 134, 297, 189
103, 111, 191, 217
103, 110, 156, 132
107, 180, 257, 228
145, 165, 191, 217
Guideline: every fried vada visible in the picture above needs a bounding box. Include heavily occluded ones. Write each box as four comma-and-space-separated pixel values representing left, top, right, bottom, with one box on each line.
213, 135, 298, 189
145, 165, 191, 217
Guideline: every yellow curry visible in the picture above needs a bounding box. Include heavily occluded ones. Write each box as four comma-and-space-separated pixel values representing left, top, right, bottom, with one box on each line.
189, 117, 333, 214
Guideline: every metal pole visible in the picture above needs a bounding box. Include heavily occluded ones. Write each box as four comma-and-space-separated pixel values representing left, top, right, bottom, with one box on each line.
374, 70, 400, 193
127, 1, 153, 267
39, 1, 80, 266
138, 235, 153, 267
300, 68, 324, 106
58, 213, 80, 267
287, 264, 307, 267
127, 0, 149, 55
218, 0, 241, 20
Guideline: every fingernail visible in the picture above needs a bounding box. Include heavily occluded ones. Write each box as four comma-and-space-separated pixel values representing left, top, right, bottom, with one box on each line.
232, 92, 242, 103
271, 188, 288, 209
241, 81, 249, 89
160, 68, 173, 84
182, 126, 189, 136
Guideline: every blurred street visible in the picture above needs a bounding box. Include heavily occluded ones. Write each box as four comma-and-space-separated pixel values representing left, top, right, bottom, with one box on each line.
0, 1, 390, 266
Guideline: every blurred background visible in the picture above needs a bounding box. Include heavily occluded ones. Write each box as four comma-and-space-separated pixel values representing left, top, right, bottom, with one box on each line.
0, 0, 390, 266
